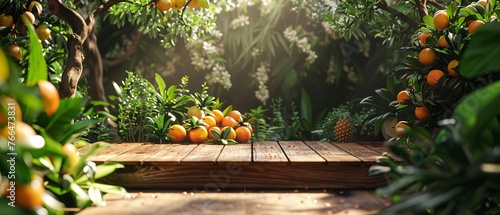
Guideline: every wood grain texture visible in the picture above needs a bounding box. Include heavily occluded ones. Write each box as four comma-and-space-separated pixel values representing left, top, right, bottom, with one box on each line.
217, 143, 252, 164
303, 141, 361, 163
85, 143, 143, 163
252, 141, 288, 163
111, 144, 168, 165
181, 144, 224, 165
278, 141, 325, 163
360, 142, 401, 162
144, 143, 198, 165
79, 190, 391, 215
330, 142, 382, 163
100, 163, 387, 190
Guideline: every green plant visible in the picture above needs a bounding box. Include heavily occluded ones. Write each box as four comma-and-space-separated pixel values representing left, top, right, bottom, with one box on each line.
0, 23, 126, 214
370, 20, 500, 215
144, 114, 172, 143
115, 71, 159, 142
154, 74, 191, 125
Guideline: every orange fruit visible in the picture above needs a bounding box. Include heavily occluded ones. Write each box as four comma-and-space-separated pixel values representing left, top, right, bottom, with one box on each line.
0, 96, 23, 126
168, 124, 187, 142
397, 90, 411, 104
221, 116, 237, 128
187, 0, 198, 8
0, 14, 14, 28
477, 0, 492, 9
437, 35, 450, 48
229, 110, 242, 122
221, 126, 236, 140
433, 11, 450, 30
0, 49, 8, 83
394, 121, 411, 136
38, 80, 60, 116
198, 0, 209, 8
415, 106, 430, 120
36, 26, 51, 41
28, 1, 43, 16
418, 32, 431, 45
62, 143, 80, 173
188, 126, 208, 143
468, 20, 485, 34
171, 0, 186, 10
208, 126, 221, 140
202, 115, 216, 129
7, 44, 22, 60
447, 60, 460, 78
187, 105, 205, 119
22, 11, 35, 24
211, 109, 224, 125
418, 48, 436, 66
0, 121, 36, 140
15, 175, 45, 209
235, 126, 251, 143
156, 0, 172, 11
427, 69, 445, 88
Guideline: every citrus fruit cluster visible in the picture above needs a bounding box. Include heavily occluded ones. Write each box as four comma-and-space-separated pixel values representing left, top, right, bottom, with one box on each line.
394, 0, 498, 136
167, 108, 253, 144
1, 1, 51, 60
155, 0, 209, 12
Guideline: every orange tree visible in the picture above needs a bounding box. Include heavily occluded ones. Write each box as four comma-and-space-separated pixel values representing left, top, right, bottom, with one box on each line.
0, 0, 215, 101
0, 24, 126, 214
391, 0, 500, 139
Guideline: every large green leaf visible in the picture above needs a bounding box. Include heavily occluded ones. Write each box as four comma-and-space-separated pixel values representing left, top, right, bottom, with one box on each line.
450, 80, 500, 145
460, 22, 500, 79
22, 16, 48, 85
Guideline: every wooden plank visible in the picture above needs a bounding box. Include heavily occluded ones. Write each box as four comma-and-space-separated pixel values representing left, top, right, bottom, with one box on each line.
253, 141, 288, 163
85, 143, 143, 163
144, 143, 198, 165
217, 143, 252, 164
79, 190, 390, 215
360, 142, 401, 162
98, 163, 387, 190
330, 142, 381, 163
303, 141, 361, 163
110, 144, 168, 164
181, 144, 224, 165
278, 141, 325, 163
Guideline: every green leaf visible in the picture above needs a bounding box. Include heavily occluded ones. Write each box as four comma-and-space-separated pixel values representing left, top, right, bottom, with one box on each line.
450, 80, 500, 145
300, 89, 312, 126
422, 15, 434, 28
155, 73, 166, 98
460, 22, 500, 78
83, 183, 128, 196
368, 165, 391, 176
23, 16, 48, 85
88, 186, 105, 206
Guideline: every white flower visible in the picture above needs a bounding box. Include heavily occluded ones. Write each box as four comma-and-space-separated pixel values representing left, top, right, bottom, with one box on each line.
230, 14, 250, 29
205, 64, 232, 90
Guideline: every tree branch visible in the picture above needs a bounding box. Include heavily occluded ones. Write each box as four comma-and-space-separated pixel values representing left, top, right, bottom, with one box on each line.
427, 0, 446, 9
48, 0, 87, 38
375, 1, 420, 30
416, 0, 429, 18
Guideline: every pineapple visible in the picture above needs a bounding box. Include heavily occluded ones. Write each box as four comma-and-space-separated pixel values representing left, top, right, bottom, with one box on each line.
334, 113, 353, 143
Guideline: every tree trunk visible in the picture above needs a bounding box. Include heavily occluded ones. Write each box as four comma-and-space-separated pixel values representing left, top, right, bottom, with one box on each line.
84, 32, 107, 105
48, 0, 88, 98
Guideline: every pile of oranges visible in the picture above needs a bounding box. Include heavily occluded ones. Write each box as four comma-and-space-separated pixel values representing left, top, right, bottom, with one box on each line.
394, 0, 497, 137
167, 108, 253, 144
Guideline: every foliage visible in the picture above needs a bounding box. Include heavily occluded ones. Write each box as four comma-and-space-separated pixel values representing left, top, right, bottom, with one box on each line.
115, 71, 159, 142
0, 25, 126, 214
369, 3, 500, 214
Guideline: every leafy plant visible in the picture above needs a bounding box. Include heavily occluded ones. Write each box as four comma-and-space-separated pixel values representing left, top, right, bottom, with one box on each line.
115, 71, 158, 142
370, 18, 500, 215
0, 23, 126, 214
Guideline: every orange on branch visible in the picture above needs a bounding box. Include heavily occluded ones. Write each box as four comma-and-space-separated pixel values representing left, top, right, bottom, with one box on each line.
38, 80, 60, 116
434, 11, 450, 30
415, 106, 430, 120
168, 124, 187, 142
427, 69, 445, 88
447, 60, 460, 78
418, 48, 436, 66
